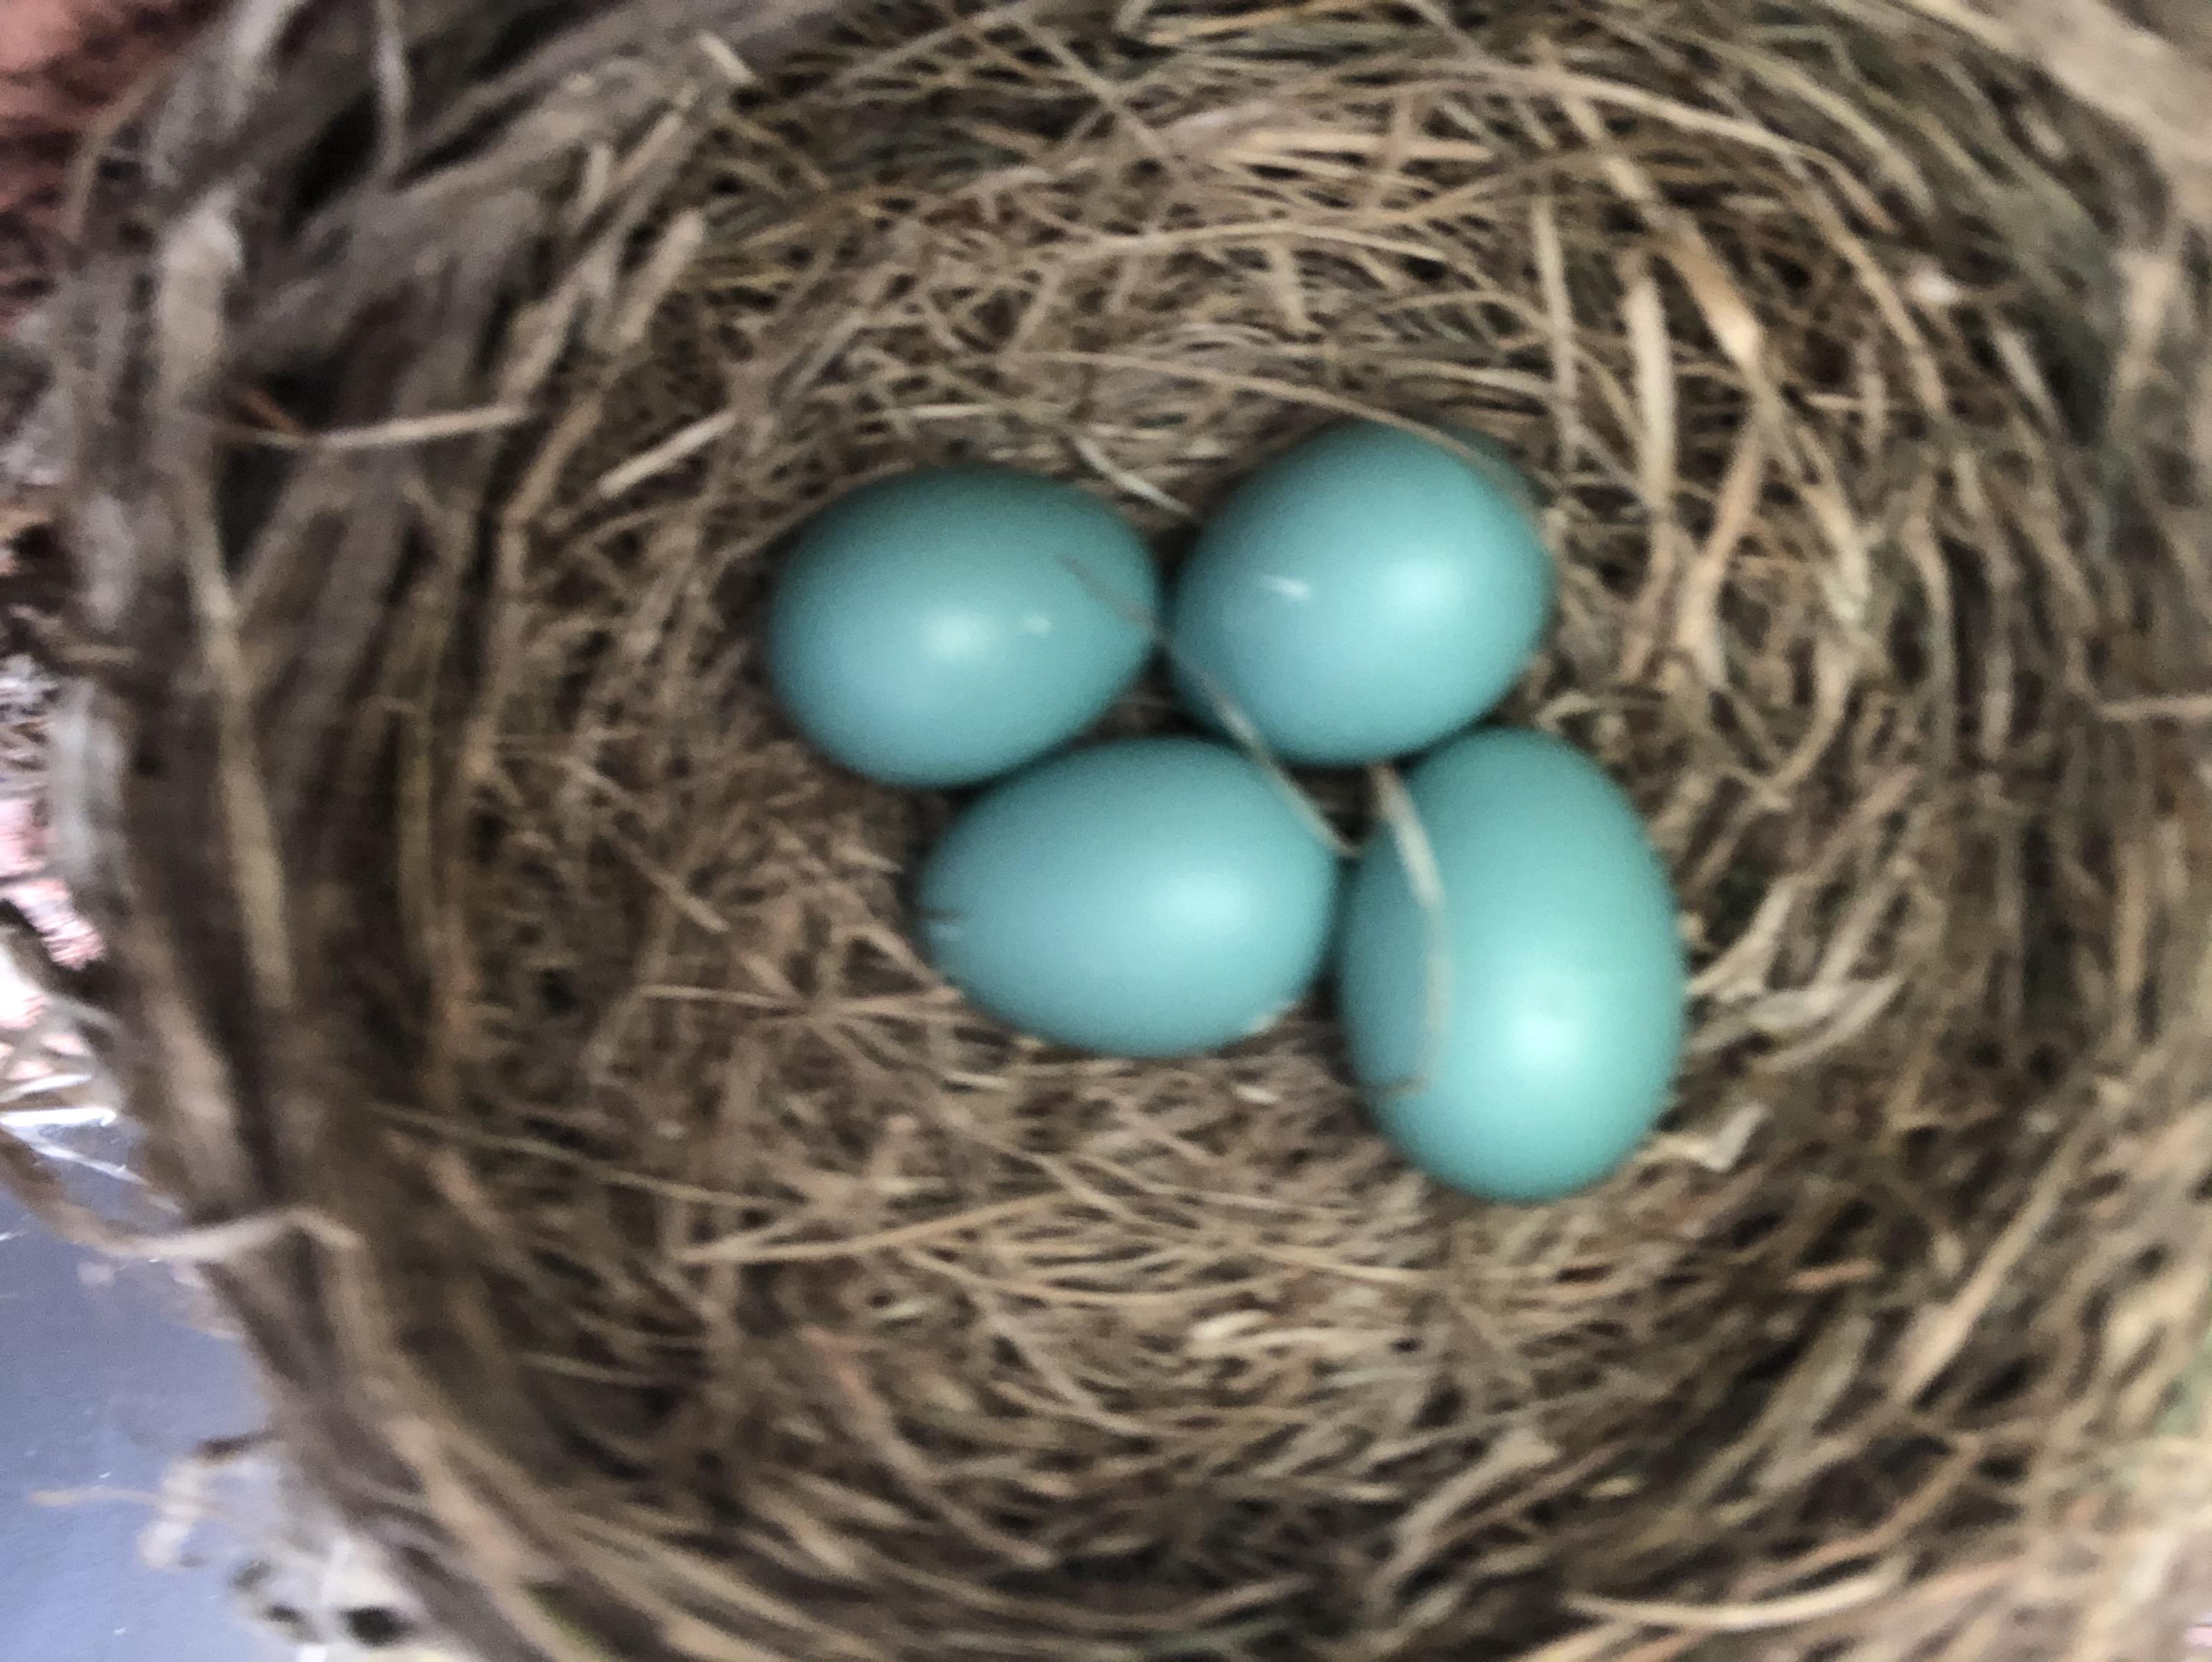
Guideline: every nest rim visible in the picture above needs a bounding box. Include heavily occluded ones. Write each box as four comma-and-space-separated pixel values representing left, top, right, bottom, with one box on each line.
15, 0, 2212, 1658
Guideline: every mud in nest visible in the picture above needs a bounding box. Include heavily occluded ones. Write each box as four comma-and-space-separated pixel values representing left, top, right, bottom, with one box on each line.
27, 0, 2212, 1658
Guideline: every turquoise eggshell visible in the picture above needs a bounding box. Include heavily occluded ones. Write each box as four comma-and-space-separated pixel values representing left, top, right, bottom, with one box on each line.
1169, 421, 1554, 767
1336, 729, 1686, 1203
918, 738, 1340, 1057
769, 467, 1160, 788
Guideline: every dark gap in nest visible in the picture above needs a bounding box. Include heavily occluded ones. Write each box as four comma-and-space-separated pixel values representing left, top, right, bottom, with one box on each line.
340, 1605, 412, 1647
2016, 821, 2079, 1024
2137, 969, 2165, 1049
1962, 1354, 2042, 1421
282, 101, 380, 237
1724, 1207, 1787, 1257
1797, 1198, 1883, 1269
213, 441, 305, 571
6, 133, 77, 183
402, 1, 610, 176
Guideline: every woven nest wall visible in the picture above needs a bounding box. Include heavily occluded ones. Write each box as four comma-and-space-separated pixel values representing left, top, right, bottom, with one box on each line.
16, 0, 2212, 1657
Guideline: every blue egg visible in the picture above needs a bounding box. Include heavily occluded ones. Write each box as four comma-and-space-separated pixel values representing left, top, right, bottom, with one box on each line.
1336, 729, 1685, 1202
1170, 421, 1553, 766
918, 738, 1340, 1057
769, 467, 1160, 788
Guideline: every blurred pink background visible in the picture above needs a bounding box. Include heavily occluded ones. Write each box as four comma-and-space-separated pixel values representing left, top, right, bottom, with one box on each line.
1, 0, 215, 325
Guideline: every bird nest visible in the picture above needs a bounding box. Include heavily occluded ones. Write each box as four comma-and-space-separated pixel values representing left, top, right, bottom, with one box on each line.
15, 0, 2212, 1657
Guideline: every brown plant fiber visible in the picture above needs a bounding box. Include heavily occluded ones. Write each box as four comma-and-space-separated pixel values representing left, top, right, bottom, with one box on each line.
23, 0, 2212, 1657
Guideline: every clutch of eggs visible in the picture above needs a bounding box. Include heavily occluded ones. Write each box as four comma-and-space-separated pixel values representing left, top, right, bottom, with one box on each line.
766, 424, 1686, 1204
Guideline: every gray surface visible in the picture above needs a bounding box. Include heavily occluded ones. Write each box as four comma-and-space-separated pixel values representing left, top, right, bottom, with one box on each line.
0, 1148, 269, 1661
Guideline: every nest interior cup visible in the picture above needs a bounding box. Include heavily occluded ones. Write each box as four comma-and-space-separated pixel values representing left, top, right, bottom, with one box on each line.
28, 0, 2212, 1658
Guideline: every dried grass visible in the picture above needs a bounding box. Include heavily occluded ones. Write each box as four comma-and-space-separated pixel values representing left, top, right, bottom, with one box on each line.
14, 0, 2212, 1657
